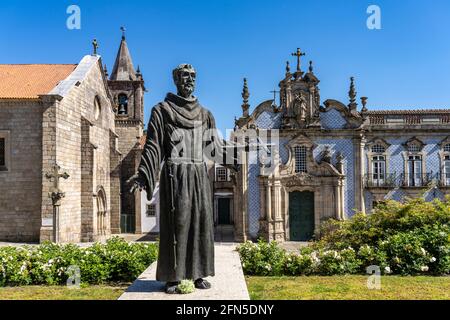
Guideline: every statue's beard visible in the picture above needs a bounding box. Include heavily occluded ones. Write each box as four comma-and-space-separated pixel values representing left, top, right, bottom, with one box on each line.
178, 83, 195, 98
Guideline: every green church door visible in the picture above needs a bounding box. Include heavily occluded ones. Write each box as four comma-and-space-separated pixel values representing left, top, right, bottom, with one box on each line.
289, 191, 315, 241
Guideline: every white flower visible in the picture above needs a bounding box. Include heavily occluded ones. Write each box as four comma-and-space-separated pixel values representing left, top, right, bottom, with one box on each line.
384, 266, 391, 274
420, 248, 427, 256
420, 266, 429, 272
430, 257, 437, 263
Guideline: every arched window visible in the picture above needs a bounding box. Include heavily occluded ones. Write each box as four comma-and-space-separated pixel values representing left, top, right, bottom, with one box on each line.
94, 96, 101, 120
96, 187, 107, 236
118, 94, 128, 115
371, 144, 385, 153
294, 146, 307, 173
408, 143, 421, 153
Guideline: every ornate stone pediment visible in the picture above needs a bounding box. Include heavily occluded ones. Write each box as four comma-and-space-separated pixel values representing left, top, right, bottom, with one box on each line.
366, 138, 390, 150
403, 136, 425, 152
280, 133, 343, 178
283, 172, 314, 187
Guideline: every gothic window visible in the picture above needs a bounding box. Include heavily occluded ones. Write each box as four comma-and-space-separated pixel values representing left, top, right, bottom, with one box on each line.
94, 96, 101, 121
146, 204, 156, 217
0, 138, 5, 168
408, 155, 423, 186
0, 133, 8, 172
96, 188, 107, 235
118, 94, 128, 115
216, 166, 228, 182
444, 144, 450, 152
294, 146, 307, 173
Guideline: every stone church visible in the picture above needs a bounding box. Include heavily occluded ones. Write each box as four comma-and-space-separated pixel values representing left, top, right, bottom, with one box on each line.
213, 49, 450, 242
0, 32, 147, 242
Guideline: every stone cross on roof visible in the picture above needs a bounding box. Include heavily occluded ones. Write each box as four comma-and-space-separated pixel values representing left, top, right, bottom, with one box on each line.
92, 39, 99, 55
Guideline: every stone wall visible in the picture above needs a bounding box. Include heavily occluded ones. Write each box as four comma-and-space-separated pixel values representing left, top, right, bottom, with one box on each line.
40, 58, 117, 242
0, 100, 43, 242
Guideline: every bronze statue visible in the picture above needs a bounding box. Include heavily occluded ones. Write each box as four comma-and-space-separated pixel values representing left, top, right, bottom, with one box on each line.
128, 64, 238, 294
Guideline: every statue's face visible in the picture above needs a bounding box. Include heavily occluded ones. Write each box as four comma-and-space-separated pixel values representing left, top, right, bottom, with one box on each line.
175, 68, 196, 98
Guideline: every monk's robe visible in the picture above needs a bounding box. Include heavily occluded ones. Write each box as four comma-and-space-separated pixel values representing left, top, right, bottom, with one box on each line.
138, 92, 237, 282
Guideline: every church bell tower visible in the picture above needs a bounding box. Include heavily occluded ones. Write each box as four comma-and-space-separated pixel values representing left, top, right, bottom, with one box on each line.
108, 27, 146, 233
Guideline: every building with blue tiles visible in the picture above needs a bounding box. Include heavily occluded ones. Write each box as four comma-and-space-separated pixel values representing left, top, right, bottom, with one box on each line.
213, 49, 450, 242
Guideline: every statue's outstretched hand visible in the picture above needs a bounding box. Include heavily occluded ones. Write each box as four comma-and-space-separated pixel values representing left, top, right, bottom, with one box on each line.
127, 173, 146, 194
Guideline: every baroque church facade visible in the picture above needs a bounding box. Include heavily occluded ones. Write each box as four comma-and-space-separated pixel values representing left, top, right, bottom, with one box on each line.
1, 37, 450, 243
214, 50, 450, 242
0, 33, 148, 242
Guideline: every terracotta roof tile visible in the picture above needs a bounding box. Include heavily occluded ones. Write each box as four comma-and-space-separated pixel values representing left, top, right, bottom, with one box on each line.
0, 64, 77, 99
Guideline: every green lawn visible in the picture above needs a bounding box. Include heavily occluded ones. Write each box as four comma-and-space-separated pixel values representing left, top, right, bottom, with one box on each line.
0, 284, 129, 300
247, 276, 450, 300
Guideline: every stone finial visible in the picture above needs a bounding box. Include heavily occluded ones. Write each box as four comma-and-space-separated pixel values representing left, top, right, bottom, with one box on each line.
136, 65, 142, 78
241, 78, 250, 117
92, 39, 99, 55
361, 96, 368, 113
336, 152, 344, 174
309, 60, 314, 73
121, 26, 126, 40
104, 64, 108, 78
348, 76, 357, 111
285, 61, 291, 76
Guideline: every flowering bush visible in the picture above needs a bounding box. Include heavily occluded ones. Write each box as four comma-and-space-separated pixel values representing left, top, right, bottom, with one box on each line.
237, 197, 450, 276
0, 237, 158, 286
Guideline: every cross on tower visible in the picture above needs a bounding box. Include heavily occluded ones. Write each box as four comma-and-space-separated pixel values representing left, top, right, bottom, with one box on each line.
291, 48, 306, 71
270, 89, 279, 103
92, 39, 99, 55
120, 26, 126, 39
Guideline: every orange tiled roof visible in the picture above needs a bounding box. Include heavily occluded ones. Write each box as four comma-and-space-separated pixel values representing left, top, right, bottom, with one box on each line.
0, 64, 77, 99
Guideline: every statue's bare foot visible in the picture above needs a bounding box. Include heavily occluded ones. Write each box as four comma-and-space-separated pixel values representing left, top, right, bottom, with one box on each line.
194, 278, 211, 289
165, 281, 180, 294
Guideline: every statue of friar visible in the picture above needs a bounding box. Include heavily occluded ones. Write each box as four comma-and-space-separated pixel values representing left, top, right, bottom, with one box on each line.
128, 64, 239, 294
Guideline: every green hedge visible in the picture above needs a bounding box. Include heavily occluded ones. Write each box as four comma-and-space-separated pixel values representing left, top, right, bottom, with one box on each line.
0, 237, 158, 286
237, 198, 450, 276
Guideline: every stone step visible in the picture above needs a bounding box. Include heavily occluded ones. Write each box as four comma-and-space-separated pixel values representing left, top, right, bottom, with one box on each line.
118, 243, 249, 300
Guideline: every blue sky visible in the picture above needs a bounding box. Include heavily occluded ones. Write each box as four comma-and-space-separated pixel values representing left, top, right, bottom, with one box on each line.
2, 0, 450, 134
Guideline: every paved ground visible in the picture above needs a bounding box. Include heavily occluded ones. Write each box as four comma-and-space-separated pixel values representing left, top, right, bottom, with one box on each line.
119, 243, 250, 300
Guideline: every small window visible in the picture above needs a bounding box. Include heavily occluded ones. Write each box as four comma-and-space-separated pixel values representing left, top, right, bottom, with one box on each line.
408, 143, 421, 153
294, 146, 307, 173
371, 144, 385, 153
118, 94, 128, 115
216, 167, 228, 182
0, 137, 5, 168
444, 144, 450, 152
146, 204, 156, 217
94, 96, 101, 120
